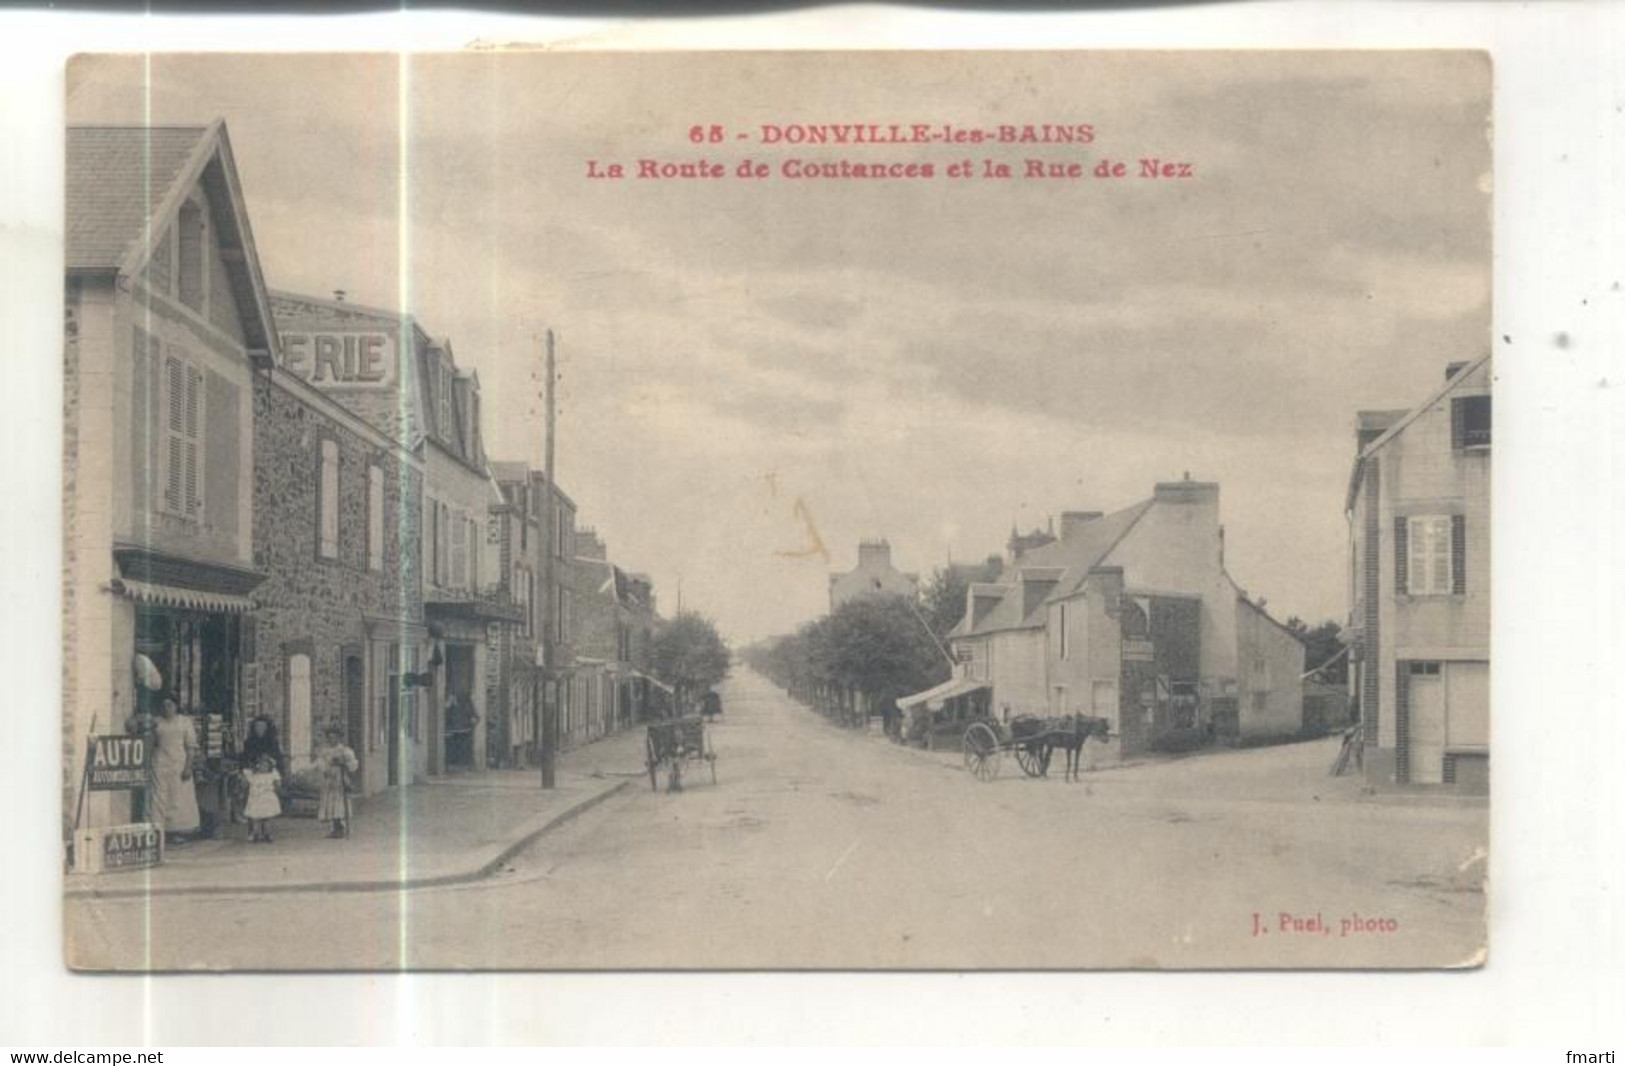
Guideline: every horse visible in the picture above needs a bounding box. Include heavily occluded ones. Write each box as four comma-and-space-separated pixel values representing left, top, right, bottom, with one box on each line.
1010, 714, 1112, 782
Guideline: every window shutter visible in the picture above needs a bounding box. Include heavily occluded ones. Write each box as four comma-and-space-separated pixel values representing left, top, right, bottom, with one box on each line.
183, 366, 202, 517
1452, 514, 1467, 594
163, 358, 183, 512
1394, 517, 1409, 594
1450, 397, 1466, 450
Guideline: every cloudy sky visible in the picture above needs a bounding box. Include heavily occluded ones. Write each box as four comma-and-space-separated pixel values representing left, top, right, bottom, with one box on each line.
69, 50, 1490, 644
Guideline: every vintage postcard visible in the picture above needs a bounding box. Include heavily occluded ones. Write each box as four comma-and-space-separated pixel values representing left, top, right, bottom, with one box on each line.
61, 50, 1490, 971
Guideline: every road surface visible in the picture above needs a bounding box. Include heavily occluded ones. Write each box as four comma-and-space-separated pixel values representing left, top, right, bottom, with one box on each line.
66, 667, 1487, 969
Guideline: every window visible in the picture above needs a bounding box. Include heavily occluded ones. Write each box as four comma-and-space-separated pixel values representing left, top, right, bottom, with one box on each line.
287, 652, 313, 765
436, 502, 451, 586
1409, 660, 1441, 676
1452, 395, 1491, 450
468, 516, 481, 591
367, 465, 384, 571
177, 200, 205, 312
318, 439, 340, 559
450, 509, 468, 589
1058, 602, 1069, 660
161, 354, 203, 519
1252, 654, 1270, 688
1398, 515, 1463, 595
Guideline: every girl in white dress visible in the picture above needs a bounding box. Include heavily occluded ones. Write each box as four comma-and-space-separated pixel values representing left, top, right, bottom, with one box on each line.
241, 753, 282, 843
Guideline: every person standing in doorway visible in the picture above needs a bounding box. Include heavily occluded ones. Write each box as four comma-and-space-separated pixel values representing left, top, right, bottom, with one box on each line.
150, 697, 201, 847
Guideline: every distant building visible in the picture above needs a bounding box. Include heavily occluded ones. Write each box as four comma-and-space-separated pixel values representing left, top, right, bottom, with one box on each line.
829, 539, 919, 610
572, 528, 661, 742
1347, 357, 1490, 792
945, 479, 1304, 757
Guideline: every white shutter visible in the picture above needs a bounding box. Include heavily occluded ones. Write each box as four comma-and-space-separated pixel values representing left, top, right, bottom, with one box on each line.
288, 653, 313, 766
163, 357, 185, 513
320, 439, 340, 558
367, 465, 384, 571
183, 366, 202, 517
451, 511, 469, 589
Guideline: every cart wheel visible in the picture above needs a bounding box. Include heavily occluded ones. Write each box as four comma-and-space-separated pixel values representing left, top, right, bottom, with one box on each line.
962, 721, 1002, 782
646, 734, 659, 792
1014, 743, 1046, 778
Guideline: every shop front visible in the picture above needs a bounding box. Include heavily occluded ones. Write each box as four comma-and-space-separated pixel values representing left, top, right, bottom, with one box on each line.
113, 546, 264, 836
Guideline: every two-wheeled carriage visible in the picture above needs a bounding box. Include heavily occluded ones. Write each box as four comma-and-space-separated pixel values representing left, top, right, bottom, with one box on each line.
961, 714, 1111, 783
646, 715, 716, 792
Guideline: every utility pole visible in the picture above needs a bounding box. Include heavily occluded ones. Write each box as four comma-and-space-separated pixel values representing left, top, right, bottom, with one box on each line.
539, 330, 558, 790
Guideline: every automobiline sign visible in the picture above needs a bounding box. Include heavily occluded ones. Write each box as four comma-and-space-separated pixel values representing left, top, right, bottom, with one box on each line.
87, 734, 150, 790
102, 823, 162, 870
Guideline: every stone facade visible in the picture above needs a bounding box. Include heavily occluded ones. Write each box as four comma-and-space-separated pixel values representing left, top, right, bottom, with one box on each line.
248, 369, 424, 793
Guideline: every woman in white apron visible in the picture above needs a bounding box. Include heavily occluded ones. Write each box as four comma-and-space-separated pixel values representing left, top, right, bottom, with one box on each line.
150, 698, 201, 844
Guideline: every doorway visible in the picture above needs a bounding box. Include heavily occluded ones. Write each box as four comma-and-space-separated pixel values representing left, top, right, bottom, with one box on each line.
1407, 661, 1446, 784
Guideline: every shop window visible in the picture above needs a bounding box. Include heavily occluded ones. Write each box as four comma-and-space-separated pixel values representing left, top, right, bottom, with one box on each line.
318, 439, 339, 559
161, 354, 203, 519
287, 652, 313, 764
367, 464, 384, 571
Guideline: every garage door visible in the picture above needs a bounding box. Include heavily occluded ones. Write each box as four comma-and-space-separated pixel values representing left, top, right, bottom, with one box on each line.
1446, 661, 1489, 750
1408, 665, 1446, 784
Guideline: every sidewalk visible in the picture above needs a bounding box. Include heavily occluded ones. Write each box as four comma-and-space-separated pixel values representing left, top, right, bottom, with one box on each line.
65, 726, 651, 900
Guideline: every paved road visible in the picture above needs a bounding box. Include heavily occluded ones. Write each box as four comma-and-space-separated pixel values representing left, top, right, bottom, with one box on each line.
66, 667, 1487, 970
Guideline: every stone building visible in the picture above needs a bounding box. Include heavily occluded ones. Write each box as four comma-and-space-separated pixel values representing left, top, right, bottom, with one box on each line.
248, 367, 424, 794
489, 462, 578, 761
943, 478, 1305, 758
1347, 357, 1491, 792
829, 538, 919, 611
271, 290, 519, 778
64, 120, 276, 834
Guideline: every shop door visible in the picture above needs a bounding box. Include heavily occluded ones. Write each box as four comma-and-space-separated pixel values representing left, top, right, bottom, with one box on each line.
344, 654, 365, 780
1409, 669, 1446, 784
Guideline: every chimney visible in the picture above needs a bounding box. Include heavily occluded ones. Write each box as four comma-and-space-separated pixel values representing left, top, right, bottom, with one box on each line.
1445, 360, 1469, 380
1059, 510, 1103, 539
858, 538, 892, 567
574, 528, 607, 561
1154, 478, 1220, 507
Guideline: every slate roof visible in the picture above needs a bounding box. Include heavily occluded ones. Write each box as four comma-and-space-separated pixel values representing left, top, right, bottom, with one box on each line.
1344, 354, 1491, 512
958, 499, 1154, 637
66, 125, 208, 271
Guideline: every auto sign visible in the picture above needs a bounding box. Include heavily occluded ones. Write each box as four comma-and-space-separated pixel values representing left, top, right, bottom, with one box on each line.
87, 734, 151, 790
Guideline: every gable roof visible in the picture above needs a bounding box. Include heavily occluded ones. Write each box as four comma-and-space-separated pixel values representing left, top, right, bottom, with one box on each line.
958, 498, 1153, 637
67, 125, 207, 271
67, 120, 279, 358
1345, 354, 1491, 512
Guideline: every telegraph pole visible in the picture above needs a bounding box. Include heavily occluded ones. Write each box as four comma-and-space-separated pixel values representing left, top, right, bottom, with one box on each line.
539, 330, 558, 789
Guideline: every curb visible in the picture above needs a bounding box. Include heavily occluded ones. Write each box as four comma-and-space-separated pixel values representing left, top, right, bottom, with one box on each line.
64, 778, 632, 901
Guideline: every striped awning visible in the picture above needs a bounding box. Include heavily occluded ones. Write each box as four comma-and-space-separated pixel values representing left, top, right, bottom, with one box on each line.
630, 670, 674, 695
115, 578, 255, 614
897, 676, 989, 711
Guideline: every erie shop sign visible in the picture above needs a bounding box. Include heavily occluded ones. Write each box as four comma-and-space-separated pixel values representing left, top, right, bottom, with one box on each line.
281, 330, 397, 389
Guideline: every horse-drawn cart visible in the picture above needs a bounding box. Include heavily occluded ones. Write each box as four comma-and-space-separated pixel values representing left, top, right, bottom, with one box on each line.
646, 715, 716, 792
961, 714, 1111, 783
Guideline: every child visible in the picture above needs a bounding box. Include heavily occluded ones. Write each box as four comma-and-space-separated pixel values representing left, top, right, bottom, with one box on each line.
241, 754, 282, 844
315, 726, 359, 839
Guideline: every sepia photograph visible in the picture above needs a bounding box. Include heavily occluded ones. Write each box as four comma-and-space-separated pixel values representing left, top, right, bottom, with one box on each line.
60, 49, 1492, 971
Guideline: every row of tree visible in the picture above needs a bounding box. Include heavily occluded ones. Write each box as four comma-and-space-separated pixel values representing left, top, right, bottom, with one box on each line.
742, 594, 951, 725
649, 611, 732, 713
